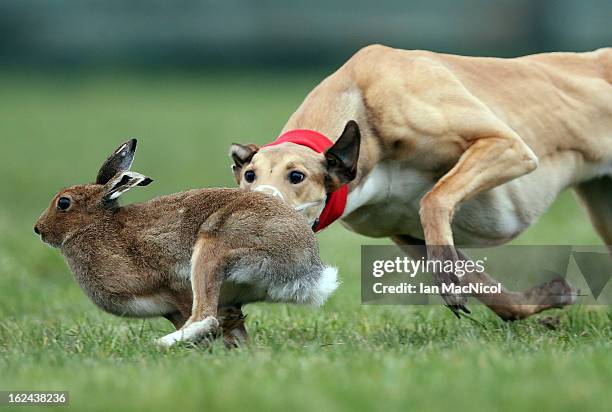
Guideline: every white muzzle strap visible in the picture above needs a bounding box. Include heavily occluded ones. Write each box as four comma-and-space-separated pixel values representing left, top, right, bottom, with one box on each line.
294, 199, 326, 226
254, 185, 325, 226
294, 200, 322, 213
254, 185, 284, 200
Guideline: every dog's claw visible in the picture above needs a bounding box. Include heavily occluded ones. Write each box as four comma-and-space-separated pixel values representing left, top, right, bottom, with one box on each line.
426, 245, 471, 319
448, 306, 462, 319
446, 303, 471, 319
437, 271, 469, 319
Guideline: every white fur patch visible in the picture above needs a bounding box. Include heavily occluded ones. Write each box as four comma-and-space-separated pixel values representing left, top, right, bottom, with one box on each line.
155, 316, 219, 348
267, 265, 339, 306
343, 163, 393, 216
310, 266, 339, 306
125, 296, 174, 317
227, 267, 256, 284
227, 258, 269, 284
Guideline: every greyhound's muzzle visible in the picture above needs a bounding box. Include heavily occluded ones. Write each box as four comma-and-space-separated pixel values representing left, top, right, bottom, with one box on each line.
254, 185, 284, 200
254, 185, 325, 225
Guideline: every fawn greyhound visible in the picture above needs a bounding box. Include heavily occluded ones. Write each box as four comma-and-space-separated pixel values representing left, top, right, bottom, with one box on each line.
230, 44, 612, 320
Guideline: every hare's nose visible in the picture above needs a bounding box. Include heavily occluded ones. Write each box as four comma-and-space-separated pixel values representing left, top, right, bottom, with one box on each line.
34, 225, 40, 235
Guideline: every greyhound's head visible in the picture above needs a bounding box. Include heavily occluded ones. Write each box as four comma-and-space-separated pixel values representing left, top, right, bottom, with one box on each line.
229, 121, 361, 230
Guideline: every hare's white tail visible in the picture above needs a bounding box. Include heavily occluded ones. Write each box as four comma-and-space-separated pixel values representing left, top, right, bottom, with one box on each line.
311, 266, 339, 306
266, 264, 339, 306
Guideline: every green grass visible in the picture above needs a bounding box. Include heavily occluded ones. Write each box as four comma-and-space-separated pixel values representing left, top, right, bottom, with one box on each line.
0, 72, 610, 412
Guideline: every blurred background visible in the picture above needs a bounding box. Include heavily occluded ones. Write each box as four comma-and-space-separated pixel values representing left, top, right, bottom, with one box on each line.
1, 0, 611, 70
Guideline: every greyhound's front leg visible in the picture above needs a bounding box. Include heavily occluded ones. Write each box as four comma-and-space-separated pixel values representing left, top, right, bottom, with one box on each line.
419, 135, 538, 317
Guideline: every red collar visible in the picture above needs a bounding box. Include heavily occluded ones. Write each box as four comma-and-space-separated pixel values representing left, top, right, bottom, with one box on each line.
263, 129, 348, 232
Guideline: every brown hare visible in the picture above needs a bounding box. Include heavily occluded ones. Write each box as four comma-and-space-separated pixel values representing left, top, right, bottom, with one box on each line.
34, 139, 338, 348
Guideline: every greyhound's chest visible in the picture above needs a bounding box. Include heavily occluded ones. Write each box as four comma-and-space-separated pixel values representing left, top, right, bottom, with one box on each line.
341, 163, 431, 238
341, 162, 555, 245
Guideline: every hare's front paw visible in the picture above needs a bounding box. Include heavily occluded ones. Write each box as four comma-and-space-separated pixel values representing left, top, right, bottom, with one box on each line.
155, 316, 220, 348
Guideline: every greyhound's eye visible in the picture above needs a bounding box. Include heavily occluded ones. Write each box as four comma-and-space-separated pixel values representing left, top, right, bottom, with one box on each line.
289, 171, 305, 184
57, 197, 71, 211
244, 170, 256, 183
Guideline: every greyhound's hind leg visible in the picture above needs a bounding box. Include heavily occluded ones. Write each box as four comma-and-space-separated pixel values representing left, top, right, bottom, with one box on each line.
391, 235, 576, 321
575, 175, 612, 254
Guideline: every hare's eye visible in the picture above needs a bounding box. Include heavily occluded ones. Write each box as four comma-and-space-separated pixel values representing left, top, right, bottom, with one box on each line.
244, 170, 256, 183
57, 197, 71, 211
288, 171, 305, 184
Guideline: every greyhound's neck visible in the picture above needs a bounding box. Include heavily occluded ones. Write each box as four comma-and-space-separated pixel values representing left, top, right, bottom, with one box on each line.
282, 87, 381, 198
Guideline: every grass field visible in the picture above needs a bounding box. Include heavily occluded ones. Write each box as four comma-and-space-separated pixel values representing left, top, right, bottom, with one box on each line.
0, 72, 610, 411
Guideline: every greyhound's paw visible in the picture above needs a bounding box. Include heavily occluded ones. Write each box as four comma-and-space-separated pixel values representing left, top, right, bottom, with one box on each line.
441, 293, 471, 318
433, 270, 470, 318
427, 245, 470, 318
530, 277, 578, 308
155, 316, 220, 348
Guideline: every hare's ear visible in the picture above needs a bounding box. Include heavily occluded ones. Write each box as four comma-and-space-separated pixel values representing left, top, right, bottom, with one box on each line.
96, 139, 138, 185
102, 171, 153, 202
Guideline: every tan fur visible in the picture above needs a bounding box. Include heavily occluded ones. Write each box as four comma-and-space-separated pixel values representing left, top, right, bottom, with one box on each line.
240, 144, 329, 224
35, 140, 337, 347
231, 44, 612, 319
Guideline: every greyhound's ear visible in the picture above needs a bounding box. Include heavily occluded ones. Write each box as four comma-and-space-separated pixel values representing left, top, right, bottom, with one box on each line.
229, 143, 259, 184
325, 121, 361, 190
96, 139, 138, 184
101, 171, 153, 203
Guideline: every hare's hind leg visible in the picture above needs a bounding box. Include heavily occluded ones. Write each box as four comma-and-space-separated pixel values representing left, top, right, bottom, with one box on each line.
163, 312, 187, 329
156, 236, 227, 348
219, 305, 248, 348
